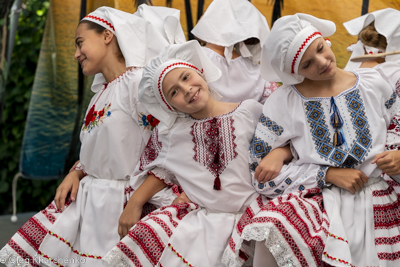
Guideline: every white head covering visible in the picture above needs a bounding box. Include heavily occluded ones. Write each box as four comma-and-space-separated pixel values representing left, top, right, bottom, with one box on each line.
133, 4, 186, 44
139, 40, 222, 134
82, 6, 169, 92
191, 0, 270, 65
261, 13, 336, 85
343, 8, 400, 70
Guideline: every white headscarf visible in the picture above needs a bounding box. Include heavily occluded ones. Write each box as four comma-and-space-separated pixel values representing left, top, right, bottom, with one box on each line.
343, 8, 400, 70
139, 40, 222, 134
82, 6, 169, 92
191, 0, 270, 65
261, 13, 336, 85
134, 4, 186, 44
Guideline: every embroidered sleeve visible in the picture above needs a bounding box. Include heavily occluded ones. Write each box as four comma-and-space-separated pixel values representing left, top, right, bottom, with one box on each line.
73, 162, 87, 177
139, 128, 162, 171
259, 80, 280, 104
386, 112, 400, 151
253, 162, 329, 197
148, 167, 176, 187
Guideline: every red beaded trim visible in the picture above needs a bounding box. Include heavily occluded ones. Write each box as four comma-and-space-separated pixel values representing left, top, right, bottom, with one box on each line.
48, 231, 102, 259
168, 243, 193, 266
37, 250, 65, 267
323, 251, 354, 266
157, 62, 203, 111
328, 232, 348, 243
84, 15, 115, 32
291, 32, 321, 74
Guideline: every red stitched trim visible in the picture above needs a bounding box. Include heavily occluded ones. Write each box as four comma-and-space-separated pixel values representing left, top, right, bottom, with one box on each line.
37, 250, 65, 267
328, 232, 348, 243
323, 251, 354, 266
291, 32, 321, 74
148, 171, 173, 187
84, 15, 115, 32
157, 62, 203, 111
168, 243, 194, 267
48, 231, 102, 259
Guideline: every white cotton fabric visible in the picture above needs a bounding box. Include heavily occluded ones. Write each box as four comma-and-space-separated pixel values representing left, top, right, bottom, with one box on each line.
261, 13, 336, 85
203, 47, 278, 103
191, 0, 270, 65
344, 8, 400, 70
133, 4, 186, 44
103, 100, 262, 267
139, 40, 222, 134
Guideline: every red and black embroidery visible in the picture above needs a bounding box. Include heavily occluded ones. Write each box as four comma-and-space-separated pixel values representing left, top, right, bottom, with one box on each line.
191, 117, 237, 190
139, 128, 162, 171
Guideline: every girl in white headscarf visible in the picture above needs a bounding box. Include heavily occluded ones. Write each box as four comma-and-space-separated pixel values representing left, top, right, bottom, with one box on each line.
343, 8, 400, 191
224, 13, 400, 267
191, 0, 278, 104
0, 6, 185, 266
102, 40, 292, 267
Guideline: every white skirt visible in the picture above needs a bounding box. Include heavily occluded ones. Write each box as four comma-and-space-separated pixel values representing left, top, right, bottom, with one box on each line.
323, 176, 400, 267
1, 176, 133, 267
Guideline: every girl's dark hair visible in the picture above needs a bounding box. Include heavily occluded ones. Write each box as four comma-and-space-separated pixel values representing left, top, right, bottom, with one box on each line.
78, 20, 124, 62
358, 22, 387, 50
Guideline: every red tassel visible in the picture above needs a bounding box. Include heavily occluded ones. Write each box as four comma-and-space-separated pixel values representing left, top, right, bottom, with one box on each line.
213, 176, 221, 190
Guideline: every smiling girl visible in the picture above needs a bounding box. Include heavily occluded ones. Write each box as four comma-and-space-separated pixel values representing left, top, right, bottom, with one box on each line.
102, 40, 292, 267
0, 6, 185, 266
224, 13, 400, 267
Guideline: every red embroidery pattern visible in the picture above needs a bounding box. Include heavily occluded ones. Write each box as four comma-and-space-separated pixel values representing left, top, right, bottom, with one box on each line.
377, 251, 400, 261
243, 190, 326, 266
130, 222, 165, 265
374, 199, 400, 229
375, 235, 400, 246
139, 128, 162, 171
191, 117, 237, 190
7, 239, 41, 267
157, 62, 203, 111
323, 251, 354, 266
395, 79, 400, 98
84, 15, 115, 31
48, 231, 102, 259
167, 243, 194, 267
149, 216, 173, 238
117, 242, 143, 266
373, 185, 395, 197
17, 217, 47, 250
291, 32, 322, 74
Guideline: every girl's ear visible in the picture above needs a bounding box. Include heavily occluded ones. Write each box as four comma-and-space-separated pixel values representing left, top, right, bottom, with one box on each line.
103, 29, 114, 44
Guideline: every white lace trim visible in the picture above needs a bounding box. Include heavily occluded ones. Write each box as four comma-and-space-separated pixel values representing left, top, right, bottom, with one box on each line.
102, 247, 132, 267
222, 223, 300, 267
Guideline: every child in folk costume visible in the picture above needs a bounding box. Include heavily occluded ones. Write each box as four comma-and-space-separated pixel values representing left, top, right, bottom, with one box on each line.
0, 6, 183, 267
224, 13, 400, 267
191, 0, 278, 104
343, 8, 400, 189
102, 40, 292, 267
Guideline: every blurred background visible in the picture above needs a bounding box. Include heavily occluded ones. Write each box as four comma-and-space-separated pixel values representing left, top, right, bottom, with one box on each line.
0, 0, 399, 218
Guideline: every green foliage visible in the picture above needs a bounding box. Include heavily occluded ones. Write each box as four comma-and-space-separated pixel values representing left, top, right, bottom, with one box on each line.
0, 0, 62, 215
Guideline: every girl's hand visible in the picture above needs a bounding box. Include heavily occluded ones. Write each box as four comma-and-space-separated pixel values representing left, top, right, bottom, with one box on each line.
172, 192, 191, 205
326, 167, 369, 194
54, 170, 83, 210
118, 204, 143, 239
372, 151, 400, 176
255, 146, 293, 183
